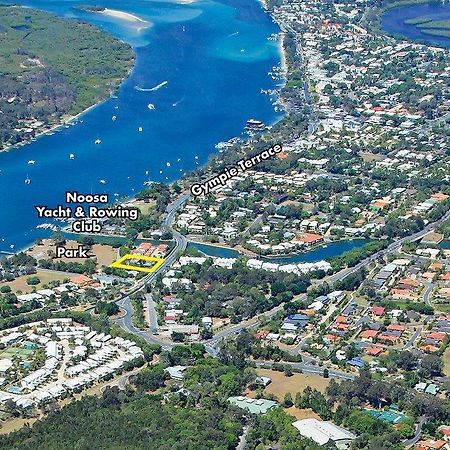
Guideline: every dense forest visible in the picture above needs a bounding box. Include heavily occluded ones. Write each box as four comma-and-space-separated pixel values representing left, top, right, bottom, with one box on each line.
0, 5, 134, 149
0, 391, 242, 450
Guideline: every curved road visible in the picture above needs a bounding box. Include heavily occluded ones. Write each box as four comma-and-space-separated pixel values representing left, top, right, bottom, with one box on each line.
113, 193, 189, 349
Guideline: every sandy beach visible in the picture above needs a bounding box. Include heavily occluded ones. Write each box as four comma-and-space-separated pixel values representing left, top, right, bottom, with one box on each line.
100, 8, 152, 29
278, 32, 287, 71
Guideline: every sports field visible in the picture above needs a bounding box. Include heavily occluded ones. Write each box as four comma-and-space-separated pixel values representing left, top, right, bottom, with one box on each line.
444, 346, 450, 377
256, 368, 331, 399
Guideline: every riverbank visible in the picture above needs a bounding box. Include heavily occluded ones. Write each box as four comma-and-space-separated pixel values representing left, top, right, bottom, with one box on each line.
382, 0, 441, 11
188, 239, 373, 264
0, 4, 136, 154
2, 102, 98, 155
366, 0, 444, 35
379, 1, 450, 46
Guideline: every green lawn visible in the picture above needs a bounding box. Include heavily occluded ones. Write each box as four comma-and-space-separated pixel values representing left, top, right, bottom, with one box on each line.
444, 347, 450, 377
0, 347, 34, 360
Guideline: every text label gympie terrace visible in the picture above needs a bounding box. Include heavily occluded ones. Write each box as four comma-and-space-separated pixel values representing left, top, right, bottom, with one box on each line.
190, 144, 282, 196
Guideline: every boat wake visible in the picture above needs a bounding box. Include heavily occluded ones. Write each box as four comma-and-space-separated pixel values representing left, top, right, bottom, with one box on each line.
172, 96, 185, 107
135, 81, 168, 92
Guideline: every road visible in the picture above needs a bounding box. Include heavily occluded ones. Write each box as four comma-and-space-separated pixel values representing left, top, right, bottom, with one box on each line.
113, 193, 189, 348
253, 360, 354, 381
116, 295, 173, 350
423, 282, 435, 307
145, 293, 158, 333
405, 327, 423, 350
403, 416, 427, 447
236, 426, 249, 450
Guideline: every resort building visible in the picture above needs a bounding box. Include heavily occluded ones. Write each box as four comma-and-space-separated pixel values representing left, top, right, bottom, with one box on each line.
292, 418, 356, 448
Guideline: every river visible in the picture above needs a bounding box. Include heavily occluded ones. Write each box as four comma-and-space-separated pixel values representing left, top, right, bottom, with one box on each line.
188, 239, 372, 263
381, 1, 450, 48
0, 0, 283, 252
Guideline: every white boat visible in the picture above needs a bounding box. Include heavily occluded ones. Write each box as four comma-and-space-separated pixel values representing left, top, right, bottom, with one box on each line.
25, 177, 31, 185
112, 115, 117, 121
147, 103, 155, 110
138, 127, 143, 132
166, 162, 171, 167
100, 179, 106, 184
95, 139, 101, 145
69, 154, 75, 160
28, 160, 35, 165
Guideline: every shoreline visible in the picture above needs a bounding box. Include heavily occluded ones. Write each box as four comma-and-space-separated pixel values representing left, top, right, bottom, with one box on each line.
0, 4, 136, 155
101, 8, 148, 24
98, 8, 152, 31
368, 0, 445, 35
381, 0, 441, 12
0, 60, 135, 155
1, 103, 98, 155
278, 32, 288, 73
372, 0, 450, 51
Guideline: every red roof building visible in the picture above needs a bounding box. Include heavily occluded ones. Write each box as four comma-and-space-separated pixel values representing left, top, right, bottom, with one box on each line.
371, 306, 385, 316
366, 347, 383, 356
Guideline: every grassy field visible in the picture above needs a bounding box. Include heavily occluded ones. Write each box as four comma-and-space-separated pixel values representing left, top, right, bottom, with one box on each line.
134, 199, 156, 216
256, 368, 332, 399
435, 304, 450, 314
285, 406, 321, 420
360, 152, 385, 163
444, 347, 450, 377
2, 271, 69, 294
27, 239, 117, 267
0, 346, 33, 359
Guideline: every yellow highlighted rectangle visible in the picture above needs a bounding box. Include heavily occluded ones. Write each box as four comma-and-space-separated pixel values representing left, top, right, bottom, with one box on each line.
111, 253, 165, 273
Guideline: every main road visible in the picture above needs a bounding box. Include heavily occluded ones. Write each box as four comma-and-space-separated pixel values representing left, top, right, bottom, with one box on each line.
113, 193, 189, 349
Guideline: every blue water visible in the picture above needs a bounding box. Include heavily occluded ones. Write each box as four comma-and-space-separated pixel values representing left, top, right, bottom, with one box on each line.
382, 2, 450, 48
189, 239, 371, 263
0, 0, 283, 252
440, 240, 450, 249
